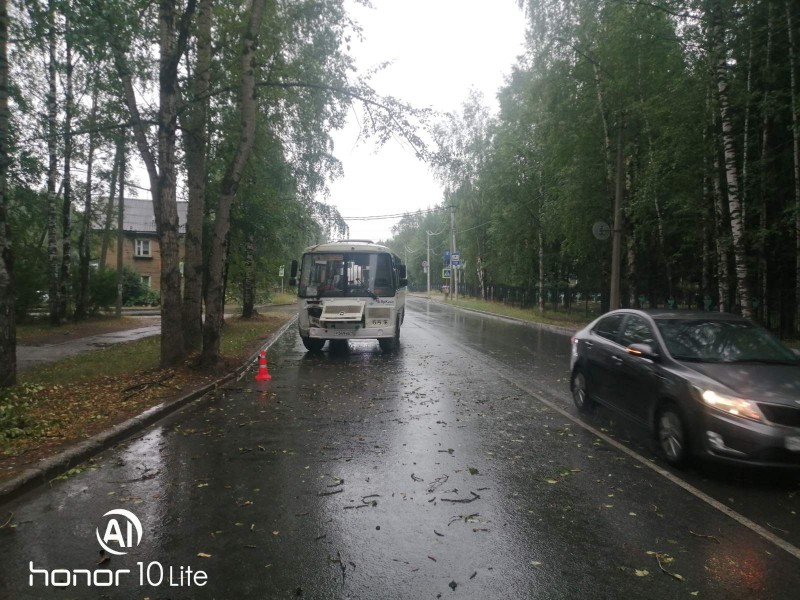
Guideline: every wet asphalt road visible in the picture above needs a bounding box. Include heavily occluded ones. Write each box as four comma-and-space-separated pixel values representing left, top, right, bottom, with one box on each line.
2, 297, 800, 599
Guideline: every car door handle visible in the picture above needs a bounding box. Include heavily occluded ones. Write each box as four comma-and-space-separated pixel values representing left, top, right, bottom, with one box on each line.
585, 341, 594, 349
611, 355, 624, 365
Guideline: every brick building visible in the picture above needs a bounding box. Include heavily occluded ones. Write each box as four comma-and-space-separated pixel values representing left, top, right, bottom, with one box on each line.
96, 198, 188, 291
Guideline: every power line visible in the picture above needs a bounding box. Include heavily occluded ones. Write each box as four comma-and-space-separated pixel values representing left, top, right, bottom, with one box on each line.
342, 207, 442, 221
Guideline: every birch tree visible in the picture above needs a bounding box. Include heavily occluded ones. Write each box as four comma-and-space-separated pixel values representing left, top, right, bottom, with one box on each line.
0, 0, 14, 388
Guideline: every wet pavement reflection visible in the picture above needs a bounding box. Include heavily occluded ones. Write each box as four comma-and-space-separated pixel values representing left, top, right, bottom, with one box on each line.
1, 298, 800, 598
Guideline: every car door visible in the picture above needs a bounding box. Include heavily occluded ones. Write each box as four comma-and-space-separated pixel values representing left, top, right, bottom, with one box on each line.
584, 313, 625, 403
613, 314, 663, 424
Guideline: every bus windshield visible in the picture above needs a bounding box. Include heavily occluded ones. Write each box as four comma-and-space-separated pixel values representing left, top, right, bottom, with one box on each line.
299, 252, 395, 298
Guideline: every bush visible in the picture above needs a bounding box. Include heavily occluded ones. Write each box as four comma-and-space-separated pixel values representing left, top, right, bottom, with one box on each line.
90, 268, 118, 310
0, 384, 43, 440
90, 268, 161, 309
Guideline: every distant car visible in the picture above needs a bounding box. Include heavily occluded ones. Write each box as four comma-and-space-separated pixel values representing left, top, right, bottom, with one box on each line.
569, 309, 800, 468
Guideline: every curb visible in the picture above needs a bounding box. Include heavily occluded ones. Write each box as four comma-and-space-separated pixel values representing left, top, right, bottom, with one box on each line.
0, 315, 298, 506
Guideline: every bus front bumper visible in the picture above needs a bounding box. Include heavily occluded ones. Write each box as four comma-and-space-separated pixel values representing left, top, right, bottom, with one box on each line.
306, 325, 395, 340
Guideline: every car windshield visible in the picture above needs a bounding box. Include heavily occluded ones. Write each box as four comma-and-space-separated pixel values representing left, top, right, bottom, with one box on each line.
299, 252, 395, 298
654, 318, 799, 364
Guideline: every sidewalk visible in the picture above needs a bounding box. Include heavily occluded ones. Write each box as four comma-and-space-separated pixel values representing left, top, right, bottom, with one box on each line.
16, 303, 294, 371
16, 325, 162, 371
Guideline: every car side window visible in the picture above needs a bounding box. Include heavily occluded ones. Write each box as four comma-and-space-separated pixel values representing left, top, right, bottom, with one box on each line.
620, 315, 657, 347
594, 314, 624, 342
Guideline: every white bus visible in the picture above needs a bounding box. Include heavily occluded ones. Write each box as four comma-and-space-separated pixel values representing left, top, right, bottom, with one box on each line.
289, 240, 407, 352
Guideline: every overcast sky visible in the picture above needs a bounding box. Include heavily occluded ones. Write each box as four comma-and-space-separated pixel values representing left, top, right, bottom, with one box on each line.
327, 0, 527, 242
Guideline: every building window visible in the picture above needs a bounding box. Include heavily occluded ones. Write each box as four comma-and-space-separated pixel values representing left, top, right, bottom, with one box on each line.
141, 275, 151, 288
135, 239, 151, 257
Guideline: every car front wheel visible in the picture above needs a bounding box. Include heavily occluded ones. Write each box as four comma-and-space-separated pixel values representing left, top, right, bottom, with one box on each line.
656, 404, 690, 468
571, 370, 593, 413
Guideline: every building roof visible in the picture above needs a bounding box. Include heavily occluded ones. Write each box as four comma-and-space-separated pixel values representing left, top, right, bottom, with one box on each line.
93, 198, 188, 234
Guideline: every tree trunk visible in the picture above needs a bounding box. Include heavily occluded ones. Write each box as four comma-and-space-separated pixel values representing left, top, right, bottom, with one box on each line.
201, 0, 266, 366
714, 148, 730, 313
786, 0, 800, 332
59, 20, 73, 320
0, 0, 15, 388
115, 142, 125, 317
627, 233, 636, 308
113, 0, 197, 366
99, 140, 121, 269
538, 228, 544, 313
181, 0, 212, 352
152, 0, 186, 365
241, 234, 255, 318
46, 2, 60, 325
713, 2, 752, 317
75, 81, 99, 320
758, 1, 774, 323
741, 23, 754, 226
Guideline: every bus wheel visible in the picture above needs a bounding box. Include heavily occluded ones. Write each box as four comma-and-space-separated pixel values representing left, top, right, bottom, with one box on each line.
301, 335, 325, 352
379, 319, 400, 353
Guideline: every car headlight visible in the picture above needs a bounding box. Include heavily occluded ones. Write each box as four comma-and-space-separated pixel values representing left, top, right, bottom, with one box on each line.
700, 389, 762, 422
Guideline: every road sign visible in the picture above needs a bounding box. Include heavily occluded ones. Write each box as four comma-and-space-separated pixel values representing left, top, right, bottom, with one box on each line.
592, 221, 611, 241
443, 250, 451, 264
442, 268, 452, 278
451, 252, 460, 267
422, 260, 429, 268
278, 265, 285, 277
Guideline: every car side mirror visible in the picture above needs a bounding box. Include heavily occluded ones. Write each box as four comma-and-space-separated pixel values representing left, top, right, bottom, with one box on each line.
626, 343, 659, 361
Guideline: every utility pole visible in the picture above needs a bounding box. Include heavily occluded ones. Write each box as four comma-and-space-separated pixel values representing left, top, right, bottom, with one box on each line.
610, 121, 624, 310
450, 205, 457, 302
426, 231, 431, 297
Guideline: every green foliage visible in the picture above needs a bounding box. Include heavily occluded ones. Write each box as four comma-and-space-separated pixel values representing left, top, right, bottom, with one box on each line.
0, 384, 45, 440
88, 268, 117, 309
88, 268, 159, 308
121, 269, 159, 306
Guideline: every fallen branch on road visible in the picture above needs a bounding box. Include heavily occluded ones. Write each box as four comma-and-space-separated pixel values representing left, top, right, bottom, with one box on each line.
441, 491, 480, 504
689, 530, 720, 544
122, 372, 177, 399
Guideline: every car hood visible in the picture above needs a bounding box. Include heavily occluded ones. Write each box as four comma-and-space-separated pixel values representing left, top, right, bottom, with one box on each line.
685, 362, 800, 407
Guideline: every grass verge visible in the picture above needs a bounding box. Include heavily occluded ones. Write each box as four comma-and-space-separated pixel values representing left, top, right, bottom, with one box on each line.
0, 309, 295, 484
439, 294, 596, 329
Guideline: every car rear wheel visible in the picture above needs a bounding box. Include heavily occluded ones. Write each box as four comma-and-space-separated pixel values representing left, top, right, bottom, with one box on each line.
571, 370, 593, 413
656, 404, 690, 468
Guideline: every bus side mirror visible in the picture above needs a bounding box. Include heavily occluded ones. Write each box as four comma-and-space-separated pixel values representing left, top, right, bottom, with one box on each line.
397, 265, 407, 279
399, 278, 408, 287
289, 260, 298, 286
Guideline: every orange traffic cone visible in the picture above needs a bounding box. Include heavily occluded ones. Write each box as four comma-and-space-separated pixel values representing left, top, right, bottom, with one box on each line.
255, 349, 272, 381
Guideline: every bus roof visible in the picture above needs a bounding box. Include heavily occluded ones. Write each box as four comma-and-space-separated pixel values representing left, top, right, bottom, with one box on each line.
303, 240, 394, 254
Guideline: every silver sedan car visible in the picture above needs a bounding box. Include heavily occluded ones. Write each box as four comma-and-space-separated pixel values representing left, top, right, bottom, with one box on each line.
569, 309, 800, 468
